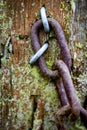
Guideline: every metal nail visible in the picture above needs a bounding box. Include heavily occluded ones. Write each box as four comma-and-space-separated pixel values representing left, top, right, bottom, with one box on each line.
29, 42, 49, 64
40, 7, 50, 32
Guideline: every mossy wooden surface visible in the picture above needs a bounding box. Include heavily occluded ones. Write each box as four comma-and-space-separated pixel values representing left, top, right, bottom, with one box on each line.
0, 0, 87, 130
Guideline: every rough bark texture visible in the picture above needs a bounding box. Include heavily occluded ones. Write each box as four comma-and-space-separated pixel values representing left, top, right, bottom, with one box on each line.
0, 0, 87, 130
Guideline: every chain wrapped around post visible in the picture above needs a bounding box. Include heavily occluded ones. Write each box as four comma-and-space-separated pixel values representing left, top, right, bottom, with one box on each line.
55, 73, 87, 126
30, 7, 87, 130
30, 18, 71, 78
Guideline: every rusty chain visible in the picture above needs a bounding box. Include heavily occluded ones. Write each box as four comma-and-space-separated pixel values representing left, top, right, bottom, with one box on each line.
30, 6, 87, 129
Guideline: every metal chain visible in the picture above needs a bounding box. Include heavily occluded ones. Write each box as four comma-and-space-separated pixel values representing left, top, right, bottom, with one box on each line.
30, 6, 87, 130
30, 6, 49, 65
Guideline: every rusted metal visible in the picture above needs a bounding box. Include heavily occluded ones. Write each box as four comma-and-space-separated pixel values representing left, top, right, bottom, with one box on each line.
30, 10, 87, 129
30, 17, 81, 128
31, 13, 87, 126
55, 80, 69, 130
55, 80, 69, 106
57, 85, 87, 128
56, 105, 71, 130
30, 17, 82, 129
55, 60, 80, 119
30, 18, 72, 78
55, 71, 87, 127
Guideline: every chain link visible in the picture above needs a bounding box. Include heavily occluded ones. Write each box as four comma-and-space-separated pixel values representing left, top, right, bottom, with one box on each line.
30, 6, 87, 130
30, 18, 72, 77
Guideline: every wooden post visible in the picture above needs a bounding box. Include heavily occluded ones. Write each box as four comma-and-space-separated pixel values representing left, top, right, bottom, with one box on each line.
0, 0, 87, 130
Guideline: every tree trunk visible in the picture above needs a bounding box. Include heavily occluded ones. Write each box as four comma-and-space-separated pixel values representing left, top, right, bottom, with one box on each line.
0, 0, 87, 130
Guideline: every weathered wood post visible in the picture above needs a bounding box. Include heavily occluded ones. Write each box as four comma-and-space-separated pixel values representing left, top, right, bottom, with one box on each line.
0, 0, 87, 130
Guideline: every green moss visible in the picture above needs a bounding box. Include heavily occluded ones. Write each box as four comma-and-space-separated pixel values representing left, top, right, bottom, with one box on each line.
1, 1, 86, 130
0, 1, 6, 7
60, 1, 71, 41
69, 120, 85, 130
46, 61, 54, 69
84, 51, 87, 58
76, 42, 83, 49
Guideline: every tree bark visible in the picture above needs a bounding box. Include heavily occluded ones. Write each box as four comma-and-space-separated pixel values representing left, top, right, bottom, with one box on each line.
0, 0, 87, 130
